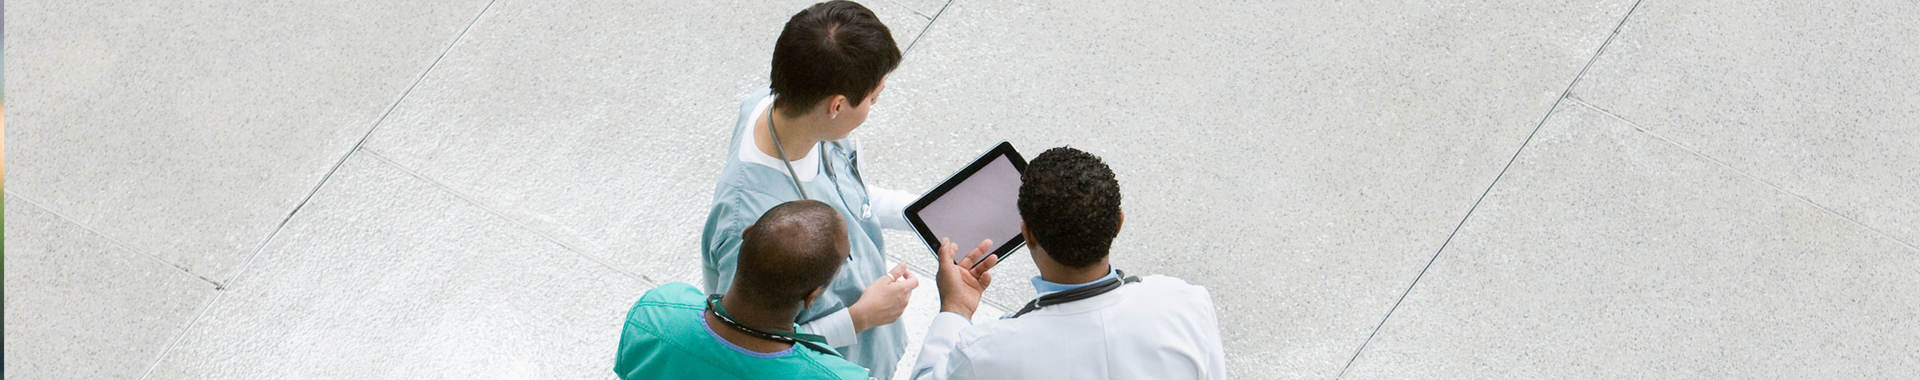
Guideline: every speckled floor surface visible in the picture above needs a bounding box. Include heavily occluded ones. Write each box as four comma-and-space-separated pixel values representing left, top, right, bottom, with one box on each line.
5, 0, 1918, 378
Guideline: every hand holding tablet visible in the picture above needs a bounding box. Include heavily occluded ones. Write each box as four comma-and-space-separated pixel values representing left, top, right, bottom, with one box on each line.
904, 142, 1028, 267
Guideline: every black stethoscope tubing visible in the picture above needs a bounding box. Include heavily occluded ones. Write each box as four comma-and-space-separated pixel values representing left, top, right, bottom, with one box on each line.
1007, 269, 1141, 319
707, 295, 843, 358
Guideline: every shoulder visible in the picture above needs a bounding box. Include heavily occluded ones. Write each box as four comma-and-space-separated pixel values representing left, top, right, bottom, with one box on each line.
618, 283, 708, 372
1117, 275, 1221, 332
629, 283, 705, 321
712, 170, 785, 202
737, 87, 772, 117
1126, 275, 1218, 320
718, 87, 774, 175
807, 354, 875, 380
1133, 275, 1214, 301
705, 183, 784, 231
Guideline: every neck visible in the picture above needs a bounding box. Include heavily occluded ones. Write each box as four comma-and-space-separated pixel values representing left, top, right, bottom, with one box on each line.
719, 293, 800, 333
705, 293, 801, 353
1039, 258, 1112, 285
759, 107, 821, 161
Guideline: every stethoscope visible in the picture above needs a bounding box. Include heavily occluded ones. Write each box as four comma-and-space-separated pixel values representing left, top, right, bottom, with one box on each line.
707, 295, 842, 357
1006, 269, 1141, 319
767, 110, 871, 221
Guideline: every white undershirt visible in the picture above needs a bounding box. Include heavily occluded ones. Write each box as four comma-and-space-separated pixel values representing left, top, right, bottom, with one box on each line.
739, 95, 821, 182
735, 94, 914, 231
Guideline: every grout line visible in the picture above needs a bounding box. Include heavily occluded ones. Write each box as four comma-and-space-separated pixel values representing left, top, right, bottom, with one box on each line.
358, 148, 659, 285
1333, 0, 1645, 378
3, 191, 223, 288
137, 2, 500, 378
879, 0, 936, 20
901, 0, 954, 56
135, 287, 228, 378
218, 0, 499, 289
1566, 96, 1920, 253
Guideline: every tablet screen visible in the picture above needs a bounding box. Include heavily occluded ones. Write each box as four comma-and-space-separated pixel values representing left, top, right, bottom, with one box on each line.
905, 142, 1027, 264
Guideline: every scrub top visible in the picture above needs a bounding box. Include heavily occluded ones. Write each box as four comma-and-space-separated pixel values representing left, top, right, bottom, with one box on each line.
702, 88, 906, 377
615, 282, 871, 380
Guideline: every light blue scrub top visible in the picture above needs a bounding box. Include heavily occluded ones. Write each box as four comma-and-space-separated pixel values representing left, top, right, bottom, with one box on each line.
702, 88, 905, 377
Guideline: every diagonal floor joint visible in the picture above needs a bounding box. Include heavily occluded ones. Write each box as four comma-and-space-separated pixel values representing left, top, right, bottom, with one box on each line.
1334, 0, 1646, 378
135, 1, 502, 379
1565, 96, 1920, 253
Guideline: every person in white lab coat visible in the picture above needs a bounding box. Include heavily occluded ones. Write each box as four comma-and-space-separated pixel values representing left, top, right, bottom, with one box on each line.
910, 147, 1229, 380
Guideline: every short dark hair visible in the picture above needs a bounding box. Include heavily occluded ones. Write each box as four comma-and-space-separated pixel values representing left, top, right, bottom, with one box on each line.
1017, 147, 1123, 268
769, 1, 901, 114
734, 200, 849, 308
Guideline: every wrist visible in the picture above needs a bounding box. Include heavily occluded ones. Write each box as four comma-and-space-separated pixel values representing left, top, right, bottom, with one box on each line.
939, 302, 976, 320
848, 303, 873, 333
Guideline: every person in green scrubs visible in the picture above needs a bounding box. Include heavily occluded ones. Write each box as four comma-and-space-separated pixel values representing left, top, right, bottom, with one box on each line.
619, 200, 872, 379
703, 1, 918, 376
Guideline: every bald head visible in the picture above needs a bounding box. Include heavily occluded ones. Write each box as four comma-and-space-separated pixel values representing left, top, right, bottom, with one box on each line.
733, 200, 850, 309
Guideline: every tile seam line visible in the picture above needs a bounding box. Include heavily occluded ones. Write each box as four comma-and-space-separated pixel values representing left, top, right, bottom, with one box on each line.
2, 190, 223, 288
1333, 0, 1645, 378
901, 0, 954, 56
138, 2, 500, 378
1564, 96, 1920, 253
133, 288, 228, 379
879, 0, 935, 20
357, 147, 659, 285
218, 0, 499, 288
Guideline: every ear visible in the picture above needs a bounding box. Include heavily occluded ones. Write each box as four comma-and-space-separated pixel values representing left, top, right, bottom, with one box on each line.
802, 286, 828, 309
1020, 221, 1040, 254
827, 94, 849, 117
1116, 209, 1125, 233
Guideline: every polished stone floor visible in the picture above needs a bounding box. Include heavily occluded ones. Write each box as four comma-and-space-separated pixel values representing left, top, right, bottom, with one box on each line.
6, 0, 1917, 378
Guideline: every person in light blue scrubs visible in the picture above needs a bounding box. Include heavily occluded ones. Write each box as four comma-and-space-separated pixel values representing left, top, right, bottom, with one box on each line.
702, 1, 920, 377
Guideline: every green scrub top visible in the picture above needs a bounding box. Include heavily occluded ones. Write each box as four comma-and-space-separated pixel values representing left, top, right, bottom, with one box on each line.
702, 88, 906, 377
615, 282, 871, 380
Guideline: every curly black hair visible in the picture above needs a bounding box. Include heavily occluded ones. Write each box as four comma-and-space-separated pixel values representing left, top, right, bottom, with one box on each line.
1017, 147, 1122, 268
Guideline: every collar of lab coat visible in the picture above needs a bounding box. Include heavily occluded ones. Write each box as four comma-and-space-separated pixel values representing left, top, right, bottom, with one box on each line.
1030, 267, 1121, 296
1018, 275, 1150, 318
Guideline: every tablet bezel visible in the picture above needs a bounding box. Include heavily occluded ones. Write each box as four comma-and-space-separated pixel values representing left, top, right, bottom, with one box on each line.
903, 141, 1029, 263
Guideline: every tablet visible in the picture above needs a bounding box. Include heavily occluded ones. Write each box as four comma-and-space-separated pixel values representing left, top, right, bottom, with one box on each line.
904, 142, 1028, 264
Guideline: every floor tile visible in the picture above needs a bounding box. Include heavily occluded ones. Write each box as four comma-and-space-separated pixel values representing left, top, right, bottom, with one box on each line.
361, 0, 929, 285
3, 196, 216, 378
1344, 103, 1920, 378
862, 0, 1636, 376
1572, 0, 1920, 245
4, 0, 493, 279
145, 154, 650, 378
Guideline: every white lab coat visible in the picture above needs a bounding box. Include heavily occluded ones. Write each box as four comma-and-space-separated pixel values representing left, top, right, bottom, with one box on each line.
909, 275, 1229, 380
